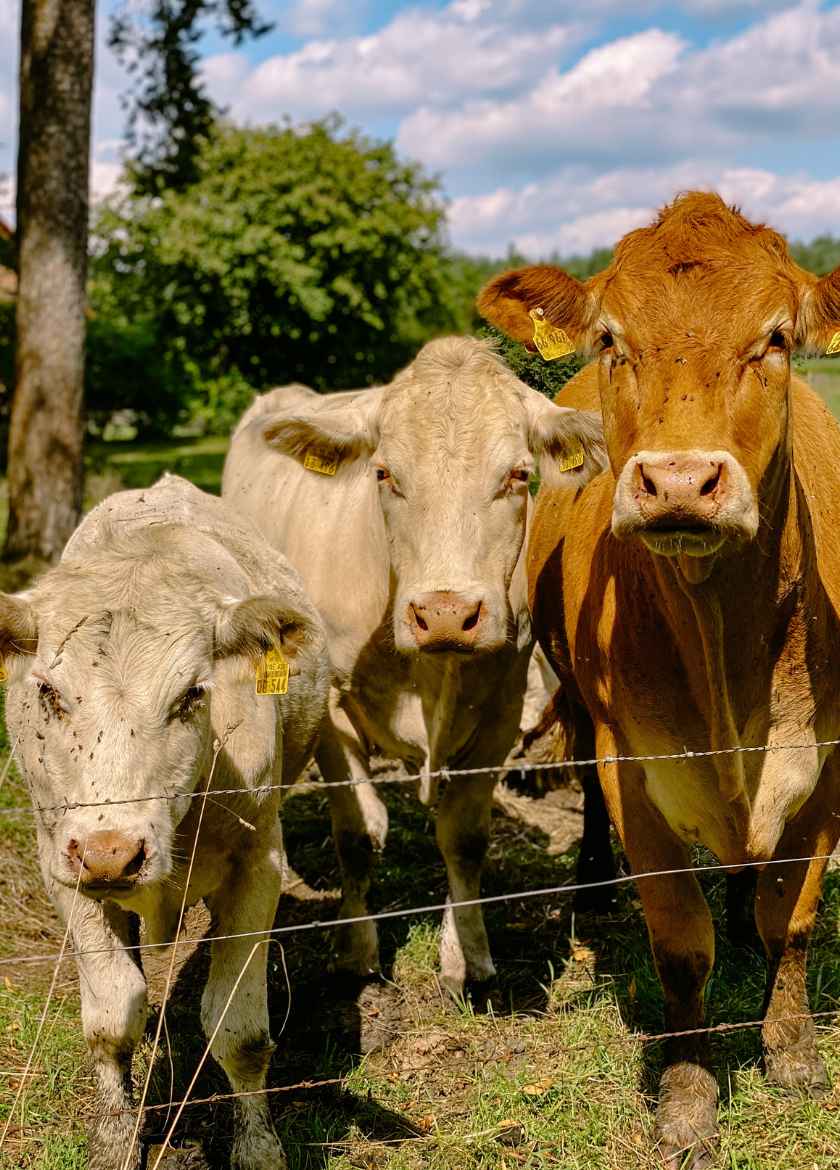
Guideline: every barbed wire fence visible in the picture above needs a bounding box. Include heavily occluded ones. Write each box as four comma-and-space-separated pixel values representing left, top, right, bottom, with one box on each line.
2, 735, 840, 1162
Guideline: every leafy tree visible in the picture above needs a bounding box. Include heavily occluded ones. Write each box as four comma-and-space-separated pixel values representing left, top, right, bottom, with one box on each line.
790, 236, 840, 277
92, 118, 457, 398
109, 0, 271, 194
9, 0, 269, 562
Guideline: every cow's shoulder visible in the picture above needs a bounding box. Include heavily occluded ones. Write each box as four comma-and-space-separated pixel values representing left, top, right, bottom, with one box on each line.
791, 375, 840, 617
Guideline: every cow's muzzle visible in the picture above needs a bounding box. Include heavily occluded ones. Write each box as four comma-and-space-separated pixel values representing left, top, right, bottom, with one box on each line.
611, 449, 758, 554
66, 829, 148, 893
405, 590, 486, 652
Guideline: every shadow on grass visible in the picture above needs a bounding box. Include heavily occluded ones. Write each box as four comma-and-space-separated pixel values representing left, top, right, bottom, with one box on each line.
140, 782, 586, 1167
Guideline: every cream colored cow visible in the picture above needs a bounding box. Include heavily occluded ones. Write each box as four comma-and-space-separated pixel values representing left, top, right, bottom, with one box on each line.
223, 337, 606, 993
3, 475, 330, 1170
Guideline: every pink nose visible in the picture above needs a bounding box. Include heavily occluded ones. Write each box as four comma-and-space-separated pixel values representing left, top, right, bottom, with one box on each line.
67, 830, 146, 888
407, 591, 484, 650
633, 454, 726, 523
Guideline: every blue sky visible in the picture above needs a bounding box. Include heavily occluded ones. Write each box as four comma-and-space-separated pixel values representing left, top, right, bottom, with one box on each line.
4, 0, 840, 255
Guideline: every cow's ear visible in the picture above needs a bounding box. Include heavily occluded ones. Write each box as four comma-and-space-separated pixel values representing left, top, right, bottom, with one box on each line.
261, 390, 382, 472
0, 593, 38, 660
800, 266, 840, 355
214, 595, 316, 665
477, 265, 597, 352
524, 390, 608, 489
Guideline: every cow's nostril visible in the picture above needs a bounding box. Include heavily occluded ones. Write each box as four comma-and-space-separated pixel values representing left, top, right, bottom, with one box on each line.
411, 605, 428, 632
640, 467, 658, 497
123, 841, 146, 878
699, 463, 722, 496
461, 604, 482, 632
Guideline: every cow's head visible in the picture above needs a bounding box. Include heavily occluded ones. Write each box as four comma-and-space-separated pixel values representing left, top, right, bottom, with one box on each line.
260, 338, 606, 654
2, 529, 312, 901
479, 192, 840, 577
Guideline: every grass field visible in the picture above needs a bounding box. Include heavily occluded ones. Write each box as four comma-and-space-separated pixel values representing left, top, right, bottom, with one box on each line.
4, 370, 840, 1169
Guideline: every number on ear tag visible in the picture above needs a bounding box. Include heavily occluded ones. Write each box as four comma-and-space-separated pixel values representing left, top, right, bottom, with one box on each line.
255, 647, 289, 696
303, 451, 338, 476
557, 439, 585, 472
530, 308, 575, 361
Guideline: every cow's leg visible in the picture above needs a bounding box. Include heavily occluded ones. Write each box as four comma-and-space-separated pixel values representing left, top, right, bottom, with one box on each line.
436, 771, 498, 996
600, 756, 717, 1169
47, 880, 147, 1170
202, 817, 286, 1170
316, 711, 388, 976
755, 760, 840, 1095
575, 766, 617, 913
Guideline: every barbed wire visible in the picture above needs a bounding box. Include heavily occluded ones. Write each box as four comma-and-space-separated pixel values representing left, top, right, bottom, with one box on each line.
0, 850, 835, 971
1, 734, 839, 819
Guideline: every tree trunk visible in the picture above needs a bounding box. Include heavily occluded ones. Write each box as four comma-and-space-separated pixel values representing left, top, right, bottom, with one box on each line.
7, 0, 94, 562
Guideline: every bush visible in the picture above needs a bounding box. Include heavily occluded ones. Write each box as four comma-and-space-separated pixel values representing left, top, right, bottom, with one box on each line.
91, 116, 459, 412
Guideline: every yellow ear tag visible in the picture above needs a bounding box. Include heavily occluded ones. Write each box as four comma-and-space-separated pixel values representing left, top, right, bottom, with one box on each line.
0, 659, 6, 684
557, 438, 585, 472
255, 646, 289, 696
303, 451, 338, 476
530, 307, 575, 362
826, 331, 840, 356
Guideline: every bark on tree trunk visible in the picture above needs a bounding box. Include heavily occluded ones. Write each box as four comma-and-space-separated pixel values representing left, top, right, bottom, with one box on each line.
7, 0, 94, 561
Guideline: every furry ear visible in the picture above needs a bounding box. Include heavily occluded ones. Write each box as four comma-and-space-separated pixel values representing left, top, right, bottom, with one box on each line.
261, 389, 382, 472
214, 595, 314, 666
0, 593, 38, 659
477, 265, 597, 352
524, 389, 608, 489
800, 267, 840, 355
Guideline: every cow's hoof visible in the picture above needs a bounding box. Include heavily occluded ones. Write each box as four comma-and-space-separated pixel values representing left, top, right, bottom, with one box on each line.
88, 1107, 143, 1170
764, 1039, 829, 1098
332, 920, 380, 979
655, 1063, 718, 1169
231, 1113, 287, 1170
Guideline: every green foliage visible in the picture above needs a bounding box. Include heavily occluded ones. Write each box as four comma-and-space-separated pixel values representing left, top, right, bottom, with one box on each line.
790, 236, 840, 276
108, 0, 271, 194
84, 314, 193, 435
91, 118, 457, 400
478, 322, 587, 400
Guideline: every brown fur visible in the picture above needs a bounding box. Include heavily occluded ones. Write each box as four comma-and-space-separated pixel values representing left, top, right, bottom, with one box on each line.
480, 192, 840, 1166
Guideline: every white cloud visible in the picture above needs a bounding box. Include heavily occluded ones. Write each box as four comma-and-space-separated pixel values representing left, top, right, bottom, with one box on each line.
203, 7, 588, 125
448, 161, 840, 257
283, 0, 370, 38
398, 29, 691, 174
391, 3, 840, 183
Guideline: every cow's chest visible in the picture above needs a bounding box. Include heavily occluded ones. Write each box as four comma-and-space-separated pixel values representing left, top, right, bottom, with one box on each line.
343, 644, 527, 771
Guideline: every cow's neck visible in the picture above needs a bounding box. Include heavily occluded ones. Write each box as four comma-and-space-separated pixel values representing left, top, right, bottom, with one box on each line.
654, 443, 798, 810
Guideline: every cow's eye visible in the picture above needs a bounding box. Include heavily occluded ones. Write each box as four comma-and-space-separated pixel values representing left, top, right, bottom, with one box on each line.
768, 329, 787, 351
499, 467, 531, 497
375, 466, 390, 483
174, 685, 206, 723
599, 329, 614, 350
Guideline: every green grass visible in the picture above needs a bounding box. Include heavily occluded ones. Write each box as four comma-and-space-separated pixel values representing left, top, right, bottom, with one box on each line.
3, 773, 840, 1169
4, 374, 840, 1167
85, 433, 229, 499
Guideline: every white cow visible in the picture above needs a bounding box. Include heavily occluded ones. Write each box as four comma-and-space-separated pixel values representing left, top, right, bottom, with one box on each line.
2, 475, 330, 1170
223, 337, 606, 993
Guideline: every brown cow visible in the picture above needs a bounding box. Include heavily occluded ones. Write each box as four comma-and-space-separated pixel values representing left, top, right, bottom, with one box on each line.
479, 192, 840, 1167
